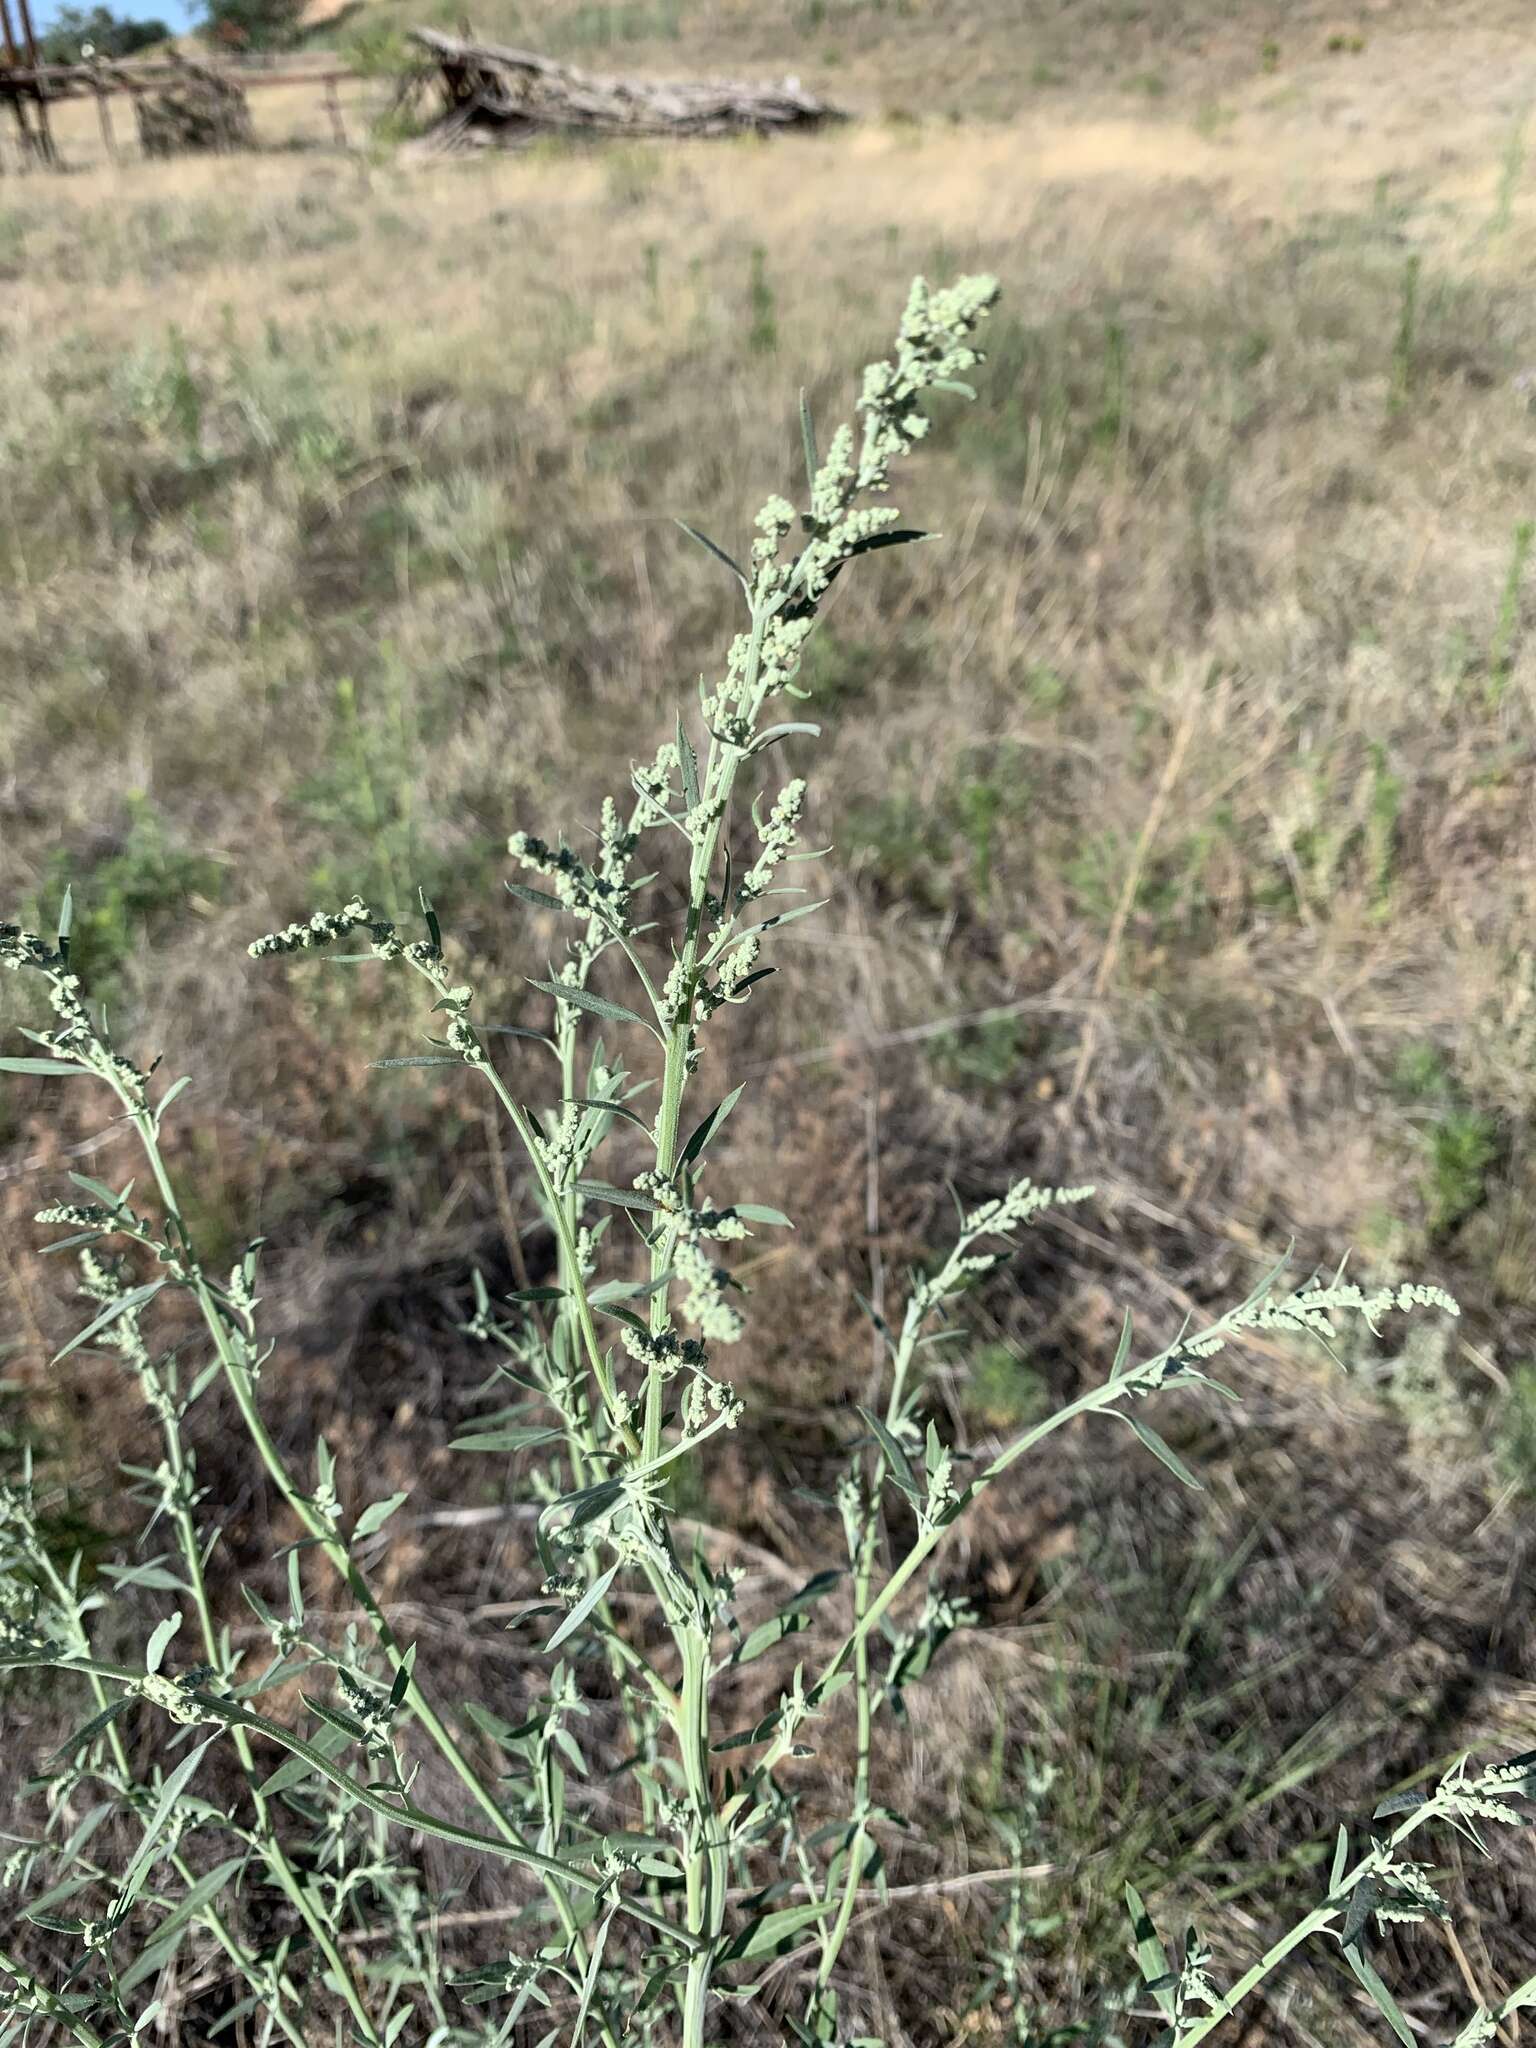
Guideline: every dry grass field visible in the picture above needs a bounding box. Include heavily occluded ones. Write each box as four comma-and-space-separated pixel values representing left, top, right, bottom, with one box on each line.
5, 1, 1536, 2039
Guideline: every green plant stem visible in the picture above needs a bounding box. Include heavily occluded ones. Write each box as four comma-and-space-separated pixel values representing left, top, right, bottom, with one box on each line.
811, 1283, 927, 2007
0, 1949, 105, 2048
37, 1551, 318, 2048
115, 1090, 637, 2009
812, 1512, 876, 2004
719, 1373, 1129, 1825
1170, 1798, 1441, 2048
141, 1353, 383, 2036
4, 1650, 700, 1954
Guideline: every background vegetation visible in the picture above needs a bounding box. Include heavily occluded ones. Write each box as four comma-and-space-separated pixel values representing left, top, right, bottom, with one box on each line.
4, 0, 1536, 2039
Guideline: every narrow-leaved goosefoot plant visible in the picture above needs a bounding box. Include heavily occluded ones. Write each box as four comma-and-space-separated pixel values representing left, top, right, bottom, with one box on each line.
3, 276, 1532, 2048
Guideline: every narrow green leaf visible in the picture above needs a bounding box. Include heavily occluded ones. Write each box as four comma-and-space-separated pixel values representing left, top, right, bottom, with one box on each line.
1121, 1413, 1203, 1490
483, 1023, 558, 1049
732, 1203, 793, 1228
506, 881, 567, 913
1329, 1825, 1350, 1895
722, 1897, 834, 1963
677, 714, 700, 813
119, 1855, 249, 1992
858, 1407, 920, 1500
304, 1696, 368, 1744
844, 527, 931, 561
675, 519, 749, 591
569, 1095, 652, 1134
0, 1056, 85, 1077
752, 898, 829, 934
1343, 1945, 1415, 2048
22, 1873, 94, 1923
527, 979, 651, 1030
1124, 1883, 1177, 2021
748, 721, 822, 756
733, 1569, 843, 1664
573, 1904, 617, 2040
53, 1279, 165, 1365
388, 1642, 417, 1708
799, 388, 819, 489
48, 1695, 136, 1764
354, 1491, 409, 1539
117, 1738, 216, 1912
1110, 1309, 1135, 1379
101, 1562, 189, 1594
546, 1565, 618, 1651
155, 1075, 192, 1123
145, 1612, 182, 1676
1372, 1788, 1427, 1819
1341, 1875, 1377, 1953
419, 886, 442, 953
450, 1425, 563, 1453
56, 884, 73, 961
369, 1055, 462, 1069
575, 1180, 657, 1213
681, 1085, 745, 1169
589, 1274, 670, 1306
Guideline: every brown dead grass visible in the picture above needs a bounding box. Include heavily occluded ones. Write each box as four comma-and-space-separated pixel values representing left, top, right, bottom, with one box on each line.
4, 2, 1536, 2039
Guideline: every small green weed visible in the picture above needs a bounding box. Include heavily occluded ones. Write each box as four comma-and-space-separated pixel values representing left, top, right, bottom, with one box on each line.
964, 1342, 1052, 1429
1486, 517, 1534, 706
1391, 252, 1421, 409
747, 245, 779, 356
28, 796, 225, 1003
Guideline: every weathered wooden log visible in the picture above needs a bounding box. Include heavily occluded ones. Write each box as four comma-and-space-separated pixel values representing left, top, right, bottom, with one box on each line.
403, 27, 843, 155
134, 55, 254, 156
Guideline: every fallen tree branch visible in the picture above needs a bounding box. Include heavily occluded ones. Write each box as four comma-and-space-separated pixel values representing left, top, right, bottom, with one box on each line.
402, 28, 844, 154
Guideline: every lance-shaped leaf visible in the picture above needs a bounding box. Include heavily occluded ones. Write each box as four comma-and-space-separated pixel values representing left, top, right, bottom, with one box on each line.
1341, 1873, 1379, 1952
681, 1085, 745, 1169
53, 1278, 166, 1364
116, 1738, 217, 1913
546, 1565, 619, 1651
675, 518, 749, 592
575, 1180, 658, 1213
733, 1569, 844, 1665
527, 979, 653, 1031
145, 1612, 182, 1676
1120, 1412, 1203, 1490
354, 1491, 409, 1539
677, 714, 700, 812
450, 1424, 564, 1453
720, 1897, 835, 1963
119, 1855, 250, 1993
506, 880, 567, 913
1125, 1883, 1178, 2021
859, 1407, 920, 1500
1343, 1943, 1415, 2048
48, 1695, 136, 1764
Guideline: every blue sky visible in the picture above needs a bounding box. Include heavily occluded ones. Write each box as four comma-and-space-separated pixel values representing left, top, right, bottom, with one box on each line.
36, 0, 199, 28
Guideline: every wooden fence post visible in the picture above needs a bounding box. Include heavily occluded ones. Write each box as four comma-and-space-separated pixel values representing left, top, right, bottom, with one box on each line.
11, 0, 55, 164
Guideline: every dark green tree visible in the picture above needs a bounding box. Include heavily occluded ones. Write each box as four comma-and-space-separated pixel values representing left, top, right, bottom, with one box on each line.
38, 5, 171, 62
